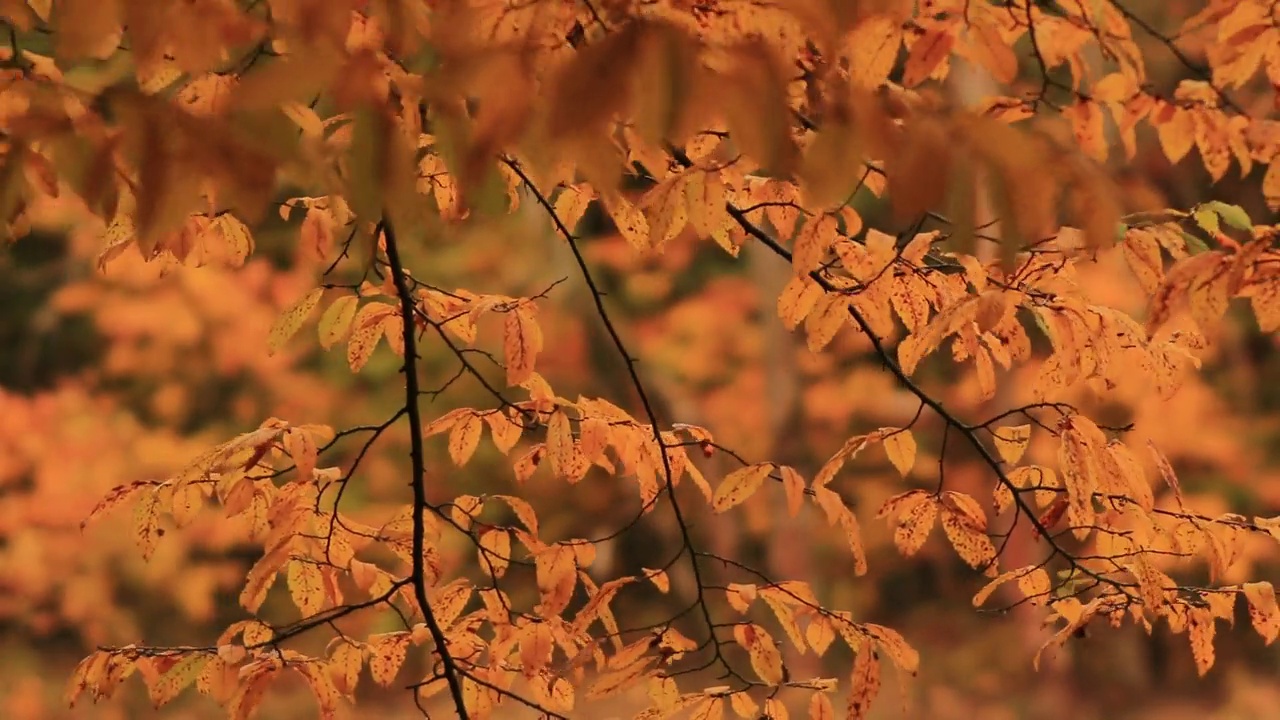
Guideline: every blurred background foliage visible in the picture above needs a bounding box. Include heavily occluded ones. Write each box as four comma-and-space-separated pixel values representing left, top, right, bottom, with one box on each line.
5, 0, 1280, 718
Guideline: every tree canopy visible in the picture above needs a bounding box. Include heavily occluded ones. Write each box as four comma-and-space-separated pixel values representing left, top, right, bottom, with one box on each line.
1, 0, 1279, 718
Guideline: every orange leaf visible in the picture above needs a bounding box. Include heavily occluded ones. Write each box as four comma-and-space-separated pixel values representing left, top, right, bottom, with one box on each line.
902, 27, 955, 87
711, 463, 773, 512
318, 295, 359, 349
448, 413, 484, 466
882, 430, 916, 477
267, 288, 324, 355
733, 623, 784, 685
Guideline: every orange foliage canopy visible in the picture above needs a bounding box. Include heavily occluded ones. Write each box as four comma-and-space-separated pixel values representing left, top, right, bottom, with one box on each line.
0, 0, 1267, 718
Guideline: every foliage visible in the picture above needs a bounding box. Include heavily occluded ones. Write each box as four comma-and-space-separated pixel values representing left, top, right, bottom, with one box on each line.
0, 0, 1274, 718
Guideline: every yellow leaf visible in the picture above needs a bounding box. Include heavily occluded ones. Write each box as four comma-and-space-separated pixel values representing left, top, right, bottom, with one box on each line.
327, 641, 363, 695
862, 622, 919, 674
882, 430, 916, 477
448, 413, 483, 466
1242, 581, 1280, 645
1187, 608, 1216, 677
733, 623, 784, 685
367, 632, 410, 687
1155, 104, 1195, 164
712, 463, 773, 513
778, 465, 806, 517
479, 529, 511, 578
941, 508, 996, 573
792, 214, 839, 275
286, 559, 325, 617
685, 170, 733, 239
992, 424, 1031, 465
728, 690, 758, 718
972, 565, 1049, 607
763, 698, 788, 720
806, 617, 835, 657
149, 654, 209, 708
482, 411, 523, 455
876, 489, 931, 520
808, 691, 835, 720
804, 293, 850, 352
317, 296, 359, 349
211, 213, 254, 266
553, 184, 593, 232
584, 656, 656, 700
604, 193, 651, 250
546, 409, 587, 480
894, 497, 937, 557
846, 640, 881, 720
293, 663, 341, 719
134, 488, 162, 560
845, 15, 902, 89
267, 288, 324, 355
228, 660, 282, 719
346, 304, 394, 372
777, 274, 824, 330
643, 567, 670, 594
902, 27, 954, 87
535, 544, 577, 616
504, 304, 542, 386
726, 583, 757, 613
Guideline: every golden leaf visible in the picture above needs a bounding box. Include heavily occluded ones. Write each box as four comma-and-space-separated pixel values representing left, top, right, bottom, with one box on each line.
534, 544, 577, 617
711, 463, 773, 513
1187, 608, 1216, 677
792, 213, 839, 275
504, 304, 542, 386
941, 508, 996, 573
777, 274, 825, 329
318, 295, 360, 350
367, 632, 410, 687
479, 528, 511, 579
894, 498, 937, 557
846, 640, 881, 720
267, 288, 324, 355
902, 27, 955, 87
992, 424, 1031, 465
882, 430, 917, 477
149, 653, 209, 709
1242, 581, 1280, 645
447, 413, 483, 466
778, 465, 806, 517
286, 559, 325, 617
809, 691, 836, 720
733, 623, 784, 685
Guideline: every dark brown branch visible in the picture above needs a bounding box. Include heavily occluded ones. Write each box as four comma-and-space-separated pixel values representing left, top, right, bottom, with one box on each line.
382, 217, 471, 719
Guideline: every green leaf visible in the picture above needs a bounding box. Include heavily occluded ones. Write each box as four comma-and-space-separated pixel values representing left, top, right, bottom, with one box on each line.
1192, 206, 1220, 235
1204, 200, 1253, 231
1180, 230, 1210, 255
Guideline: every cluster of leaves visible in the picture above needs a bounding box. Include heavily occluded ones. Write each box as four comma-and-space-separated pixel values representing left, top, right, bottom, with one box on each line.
0, 0, 1266, 718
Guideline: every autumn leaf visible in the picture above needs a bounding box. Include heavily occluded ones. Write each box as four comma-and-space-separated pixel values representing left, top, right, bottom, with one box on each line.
367, 632, 410, 687
267, 288, 324, 355
504, 304, 543, 386
992, 425, 1031, 465
711, 463, 773, 512
882, 430, 917, 477
148, 653, 209, 708
448, 413, 484, 466
286, 559, 325, 617
733, 623, 784, 685
318, 295, 359, 349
